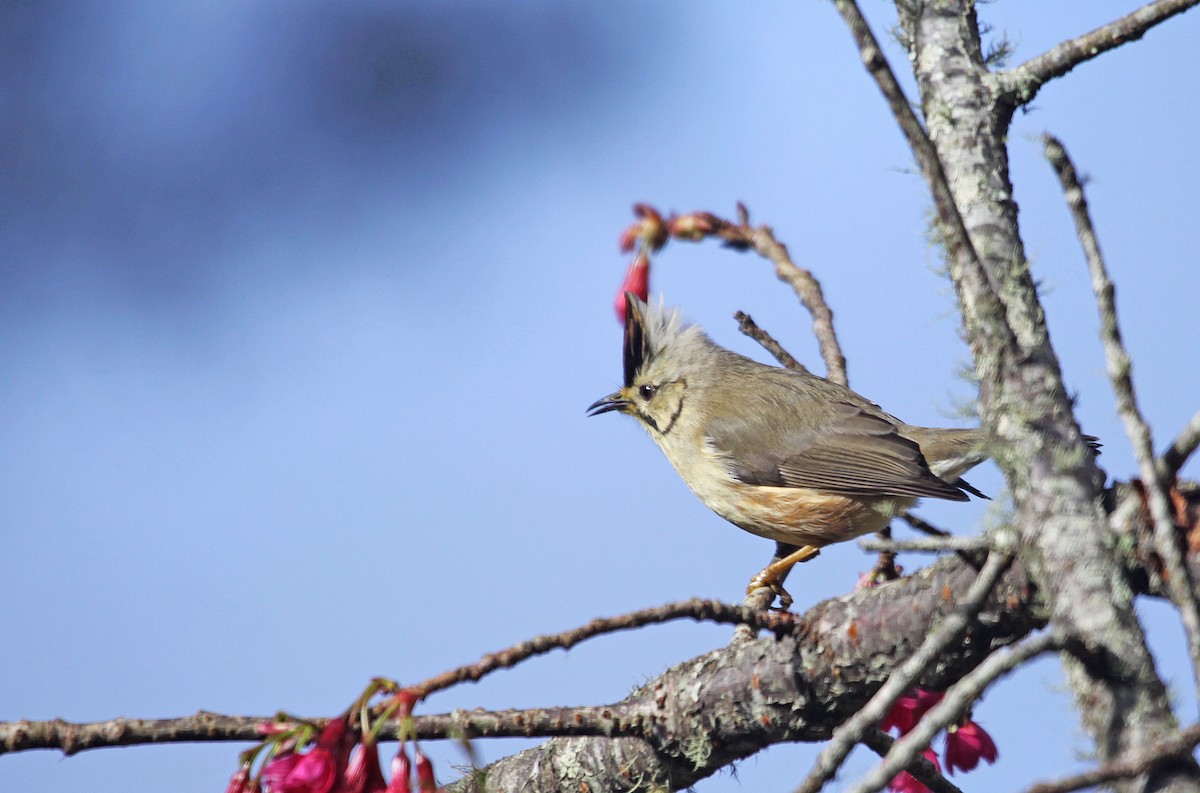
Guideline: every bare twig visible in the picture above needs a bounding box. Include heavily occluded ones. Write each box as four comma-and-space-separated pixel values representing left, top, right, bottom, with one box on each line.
996, 0, 1200, 107
846, 631, 1064, 793
861, 729, 962, 793
1045, 133, 1200, 697
792, 551, 1013, 793
901, 511, 952, 538
1161, 409, 1200, 481
0, 704, 659, 756
690, 206, 847, 385
0, 599, 798, 756
858, 536, 991, 554
864, 524, 902, 584
1023, 722, 1200, 793
405, 598, 797, 700
734, 310, 808, 373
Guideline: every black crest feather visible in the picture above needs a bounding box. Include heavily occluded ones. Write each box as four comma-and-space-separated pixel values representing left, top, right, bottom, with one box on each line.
622, 294, 647, 387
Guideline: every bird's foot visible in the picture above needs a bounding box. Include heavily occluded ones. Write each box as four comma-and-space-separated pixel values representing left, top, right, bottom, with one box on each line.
746, 569, 794, 610
746, 544, 822, 611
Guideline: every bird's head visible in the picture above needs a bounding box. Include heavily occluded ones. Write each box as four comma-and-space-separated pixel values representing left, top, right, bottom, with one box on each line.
587, 295, 712, 439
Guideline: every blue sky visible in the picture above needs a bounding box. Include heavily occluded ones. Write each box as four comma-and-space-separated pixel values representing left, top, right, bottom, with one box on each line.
2, 3, 1198, 791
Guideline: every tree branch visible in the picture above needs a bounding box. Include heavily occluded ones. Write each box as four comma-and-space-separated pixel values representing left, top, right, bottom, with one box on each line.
1024, 723, 1200, 793
2, 480, 1194, 792
858, 536, 991, 554
697, 205, 848, 386
734, 310, 807, 373
848, 631, 1064, 793
831, 0, 1015, 373
1044, 133, 1200, 696
793, 551, 1013, 793
1162, 410, 1200, 481
995, 0, 1200, 107
862, 729, 963, 793
404, 598, 798, 700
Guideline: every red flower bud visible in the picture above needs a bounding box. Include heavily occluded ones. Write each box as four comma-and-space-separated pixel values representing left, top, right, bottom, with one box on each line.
226, 765, 252, 793
262, 718, 353, 793
613, 253, 650, 323
341, 740, 388, 793
385, 747, 412, 793
414, 750, 436, 792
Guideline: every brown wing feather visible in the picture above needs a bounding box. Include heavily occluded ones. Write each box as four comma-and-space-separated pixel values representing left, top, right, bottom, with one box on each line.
709, 402, 970, 502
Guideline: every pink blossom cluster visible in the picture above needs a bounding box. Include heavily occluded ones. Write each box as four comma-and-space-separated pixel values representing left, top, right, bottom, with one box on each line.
881, 688, 998, 793
226, 694, 440, 793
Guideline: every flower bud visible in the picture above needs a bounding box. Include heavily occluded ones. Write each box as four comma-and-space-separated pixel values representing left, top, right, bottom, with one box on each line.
613, 254, 650, 323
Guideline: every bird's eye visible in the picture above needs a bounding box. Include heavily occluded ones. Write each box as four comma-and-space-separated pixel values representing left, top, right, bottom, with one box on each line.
638, 384, 657, 400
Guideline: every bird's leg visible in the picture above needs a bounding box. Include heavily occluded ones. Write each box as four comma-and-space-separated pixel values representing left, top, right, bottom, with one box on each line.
746, 544, 822, 610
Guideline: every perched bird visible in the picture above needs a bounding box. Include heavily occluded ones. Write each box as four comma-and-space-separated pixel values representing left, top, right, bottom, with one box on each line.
588, 296, 989, 608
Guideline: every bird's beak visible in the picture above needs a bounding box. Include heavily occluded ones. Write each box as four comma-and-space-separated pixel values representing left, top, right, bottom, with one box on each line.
587, 391, 631, 417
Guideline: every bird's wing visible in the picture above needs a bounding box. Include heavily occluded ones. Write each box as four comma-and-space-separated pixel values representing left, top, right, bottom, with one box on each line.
707, 402, 970, 501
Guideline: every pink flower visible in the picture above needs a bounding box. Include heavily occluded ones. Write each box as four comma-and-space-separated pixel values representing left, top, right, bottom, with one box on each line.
881, 688, 944, 736
226, 765, 252, 793
262, 718, 352, 793
613, 253, 650, 323
414, 749, 436, 792
340, 740, 388, 793
888, 748, 940, 793
944, 720, 998, 775
384, 747, 412, 793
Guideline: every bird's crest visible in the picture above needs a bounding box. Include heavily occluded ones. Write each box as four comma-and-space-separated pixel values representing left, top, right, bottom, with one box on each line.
622, 294, 707, 386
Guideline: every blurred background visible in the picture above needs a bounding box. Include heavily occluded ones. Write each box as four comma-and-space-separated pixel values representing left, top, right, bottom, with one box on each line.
1, 2, 1197, 791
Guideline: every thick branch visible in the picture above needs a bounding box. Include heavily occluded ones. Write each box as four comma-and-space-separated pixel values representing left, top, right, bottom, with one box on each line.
894, 3, 1198, 790
996, 0, 1200, 107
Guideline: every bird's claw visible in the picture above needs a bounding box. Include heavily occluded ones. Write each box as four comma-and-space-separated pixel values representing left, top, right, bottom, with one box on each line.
746, 570, 794, 611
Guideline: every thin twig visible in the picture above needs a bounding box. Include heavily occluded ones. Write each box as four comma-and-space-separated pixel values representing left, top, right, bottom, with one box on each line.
996, 0, 1200, 107
1161, 409, 1200, 481
694, 207, 848, 385
861, 729, 962, 793
858, 536, 991, 554
0, 705, 652, 756
405, 598, 797, 700
864, 524, 902, 584
1023, 722, 1200, 793
792, 551, 1013, 793
0, 599, 798, 756
845, 631, 1064, 793
901, 511, 952, 537
734, 311, 808, 373
1045, 133, 1200, 698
